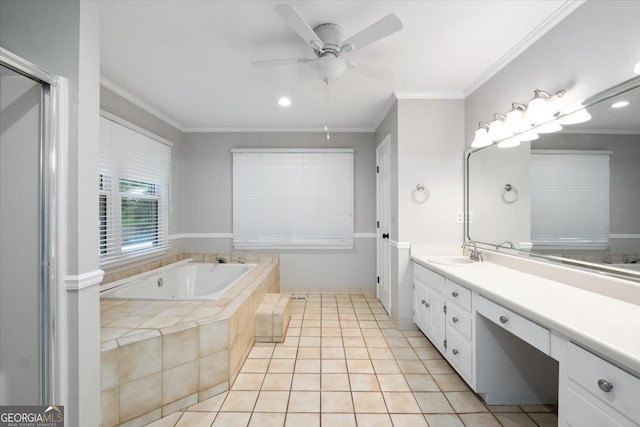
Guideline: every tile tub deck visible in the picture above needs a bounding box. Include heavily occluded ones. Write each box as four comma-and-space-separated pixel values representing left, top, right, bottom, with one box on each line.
100, 260, 280, 427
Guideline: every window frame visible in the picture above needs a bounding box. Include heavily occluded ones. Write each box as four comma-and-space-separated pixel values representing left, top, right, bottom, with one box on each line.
99, 112, 172, 266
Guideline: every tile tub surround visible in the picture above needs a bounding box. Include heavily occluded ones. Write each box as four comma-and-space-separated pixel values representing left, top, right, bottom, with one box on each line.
100, 259, 280, 427
142, 294, 558, 427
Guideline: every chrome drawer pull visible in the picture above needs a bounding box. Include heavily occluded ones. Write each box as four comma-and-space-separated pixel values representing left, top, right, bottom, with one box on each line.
452, 291, 458, 297
425, 302, 430, 307
452, 317, 459, 323
421, 299, 426, 305
499, 316, 508, 324
597, 379, 613, 393
452, 349, 459, 355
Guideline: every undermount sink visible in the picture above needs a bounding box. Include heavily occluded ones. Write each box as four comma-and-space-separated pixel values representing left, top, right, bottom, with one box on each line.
426, 256, 484, 266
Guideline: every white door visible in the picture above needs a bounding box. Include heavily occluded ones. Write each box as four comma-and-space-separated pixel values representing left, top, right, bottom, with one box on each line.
376, 135, 391, 313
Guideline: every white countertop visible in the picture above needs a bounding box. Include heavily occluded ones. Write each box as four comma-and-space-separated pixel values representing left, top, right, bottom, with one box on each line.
411, 255, 640, 376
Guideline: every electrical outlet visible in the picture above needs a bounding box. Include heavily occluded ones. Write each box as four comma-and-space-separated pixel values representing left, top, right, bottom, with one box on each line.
456, 211, 473, 224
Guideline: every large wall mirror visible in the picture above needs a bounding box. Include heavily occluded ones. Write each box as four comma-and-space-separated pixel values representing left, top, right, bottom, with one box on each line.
466, 74, 640, 282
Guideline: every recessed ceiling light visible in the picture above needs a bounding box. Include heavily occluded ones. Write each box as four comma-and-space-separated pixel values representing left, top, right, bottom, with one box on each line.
611, 100, 630, 109
278, 97, 291, 107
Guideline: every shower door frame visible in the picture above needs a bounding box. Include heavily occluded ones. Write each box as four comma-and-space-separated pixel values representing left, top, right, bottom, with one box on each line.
0, 47, 63, 405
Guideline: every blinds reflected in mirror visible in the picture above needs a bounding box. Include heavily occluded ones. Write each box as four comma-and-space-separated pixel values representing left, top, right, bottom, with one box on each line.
531, 150, 610, 249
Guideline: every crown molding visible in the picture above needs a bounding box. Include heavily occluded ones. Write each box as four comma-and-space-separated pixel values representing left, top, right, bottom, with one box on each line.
182, 126, 375, 133
394, 91, 464, 100
100, 76, 186, 132
463, 0, 586, 97
373, 94, 399, 131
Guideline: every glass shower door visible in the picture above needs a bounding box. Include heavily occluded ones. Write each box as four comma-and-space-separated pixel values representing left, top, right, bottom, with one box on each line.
0, 64, 45, 404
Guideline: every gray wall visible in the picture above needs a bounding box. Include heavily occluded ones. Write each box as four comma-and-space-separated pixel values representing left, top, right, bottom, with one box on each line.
182, 131, 377, 291
397, 99, 466, 243
1, 0, 101, 424
374, 98, 465, 328
465, 1, 640, 147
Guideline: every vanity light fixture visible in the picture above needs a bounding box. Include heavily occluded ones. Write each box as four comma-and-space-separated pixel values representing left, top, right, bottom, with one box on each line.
635, 60, 640, 74
470, 122, 491, 148
611, 100, 630, 109
278, 97, 292, 107
488, 113, 512, 141
525, 89, 566, 126
535, 120, 563, 134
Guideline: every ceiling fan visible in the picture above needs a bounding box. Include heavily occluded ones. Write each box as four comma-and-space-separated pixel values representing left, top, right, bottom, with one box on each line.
252, 4, 403, 83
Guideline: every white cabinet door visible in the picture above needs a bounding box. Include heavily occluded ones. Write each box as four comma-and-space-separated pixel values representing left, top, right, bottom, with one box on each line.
414, 281, 428, 332
427, 289, 446, 354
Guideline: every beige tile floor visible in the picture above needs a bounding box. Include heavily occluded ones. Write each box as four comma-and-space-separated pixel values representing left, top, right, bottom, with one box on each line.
144, 294, 558, 427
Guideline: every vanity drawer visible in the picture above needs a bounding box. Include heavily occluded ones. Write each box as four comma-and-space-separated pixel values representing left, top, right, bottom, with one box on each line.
566, 387, 626, 427
414, 263, 445, 294
446, 327, 472, 382
446, 303, 472, 341
567, 343, 640, 422
446, 280, 471, 311
475, 295, 550, 355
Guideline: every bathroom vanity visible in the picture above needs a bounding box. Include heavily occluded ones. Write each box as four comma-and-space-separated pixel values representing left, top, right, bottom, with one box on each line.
411, 255, 640, 426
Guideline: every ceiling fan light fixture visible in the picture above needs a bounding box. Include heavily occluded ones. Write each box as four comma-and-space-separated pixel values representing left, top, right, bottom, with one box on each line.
310, 55, 348, 83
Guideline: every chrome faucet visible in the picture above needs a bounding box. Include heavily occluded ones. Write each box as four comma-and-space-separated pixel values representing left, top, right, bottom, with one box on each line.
216, 256, 227, 263
462, 241, 483, 262
498, 240, 516, 249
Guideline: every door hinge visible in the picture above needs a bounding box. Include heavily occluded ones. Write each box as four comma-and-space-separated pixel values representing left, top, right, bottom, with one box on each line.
377, 221, 380, 229
443, 305, 447, 314
376, 166, 379, 173
444, 339, 447, 349
377, 276, 380, 284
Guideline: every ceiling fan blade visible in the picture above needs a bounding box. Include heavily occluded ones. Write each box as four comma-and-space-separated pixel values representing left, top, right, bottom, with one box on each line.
341, 14, 403, 53
275, 4, 325, 51
252, 58, 313, 68
345, 60, 393, 80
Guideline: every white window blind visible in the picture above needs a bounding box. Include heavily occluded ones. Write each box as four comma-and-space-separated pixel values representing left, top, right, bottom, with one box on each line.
99, 115, 172, 264
232, 149, 354, 249
530, 150, 610, 248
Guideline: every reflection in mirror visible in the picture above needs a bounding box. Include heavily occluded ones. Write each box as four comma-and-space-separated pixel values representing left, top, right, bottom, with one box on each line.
467, 75, 640, 280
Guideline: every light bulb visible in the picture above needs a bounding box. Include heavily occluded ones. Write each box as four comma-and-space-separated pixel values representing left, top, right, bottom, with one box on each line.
504, 103, 529, 133
488, 114, 512, 141
470, 123, 491, 148
525, 91, 555, 126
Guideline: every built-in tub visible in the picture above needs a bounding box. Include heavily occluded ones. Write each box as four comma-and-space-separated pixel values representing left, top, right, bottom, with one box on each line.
101, 260, 257, 301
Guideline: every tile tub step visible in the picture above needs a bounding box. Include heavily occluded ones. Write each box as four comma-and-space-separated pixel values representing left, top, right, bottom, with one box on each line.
255, 293, 291, 343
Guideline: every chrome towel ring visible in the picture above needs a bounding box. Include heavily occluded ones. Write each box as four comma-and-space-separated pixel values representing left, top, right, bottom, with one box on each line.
411, 183, 429, 204
501, 184, 518, 204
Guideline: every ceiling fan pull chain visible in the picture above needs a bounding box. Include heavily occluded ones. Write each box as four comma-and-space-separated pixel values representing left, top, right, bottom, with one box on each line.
325, 82, 331, 140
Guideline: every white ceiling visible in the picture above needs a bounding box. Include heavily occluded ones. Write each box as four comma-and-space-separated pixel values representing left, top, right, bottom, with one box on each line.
99, 0, 579, 132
